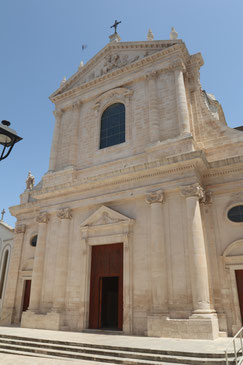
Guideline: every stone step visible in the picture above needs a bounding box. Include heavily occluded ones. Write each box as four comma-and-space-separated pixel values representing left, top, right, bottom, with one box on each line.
0, 334, 230, 359
0, 338, 235, 365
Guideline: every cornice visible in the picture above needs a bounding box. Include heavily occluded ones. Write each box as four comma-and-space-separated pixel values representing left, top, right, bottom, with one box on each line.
50, 42, 187, 103
29, 150, 206, 200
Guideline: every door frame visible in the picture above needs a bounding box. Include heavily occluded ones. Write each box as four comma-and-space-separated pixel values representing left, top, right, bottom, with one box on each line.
223, 239, 243, 335
80, 206, 135, 334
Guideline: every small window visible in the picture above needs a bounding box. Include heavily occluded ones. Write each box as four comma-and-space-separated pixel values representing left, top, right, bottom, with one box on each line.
227, 205, 243, 222
30, 235, 38, 247
100, 103, 125, 149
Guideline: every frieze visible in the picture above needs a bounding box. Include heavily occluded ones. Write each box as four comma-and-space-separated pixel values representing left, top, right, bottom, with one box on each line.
15, 224, 26, 234
145, 190, 164, 204
36, 211, 49, 224
57, 208, 72, 220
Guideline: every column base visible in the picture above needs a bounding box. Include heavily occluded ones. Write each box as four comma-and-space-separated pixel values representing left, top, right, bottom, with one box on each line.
21, 310, 64, 330
147, 314, 219, 339
0, 307, 13, 325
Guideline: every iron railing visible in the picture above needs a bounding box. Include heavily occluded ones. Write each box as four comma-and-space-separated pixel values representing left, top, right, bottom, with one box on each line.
225, 327, 243, 364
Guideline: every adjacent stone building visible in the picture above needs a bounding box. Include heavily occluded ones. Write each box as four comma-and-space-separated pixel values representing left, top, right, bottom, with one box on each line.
0, 219, 14, 317
1, 29, 243, 339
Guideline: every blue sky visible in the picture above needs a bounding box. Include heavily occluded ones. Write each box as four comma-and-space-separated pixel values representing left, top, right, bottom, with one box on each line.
1, 0, 243, 226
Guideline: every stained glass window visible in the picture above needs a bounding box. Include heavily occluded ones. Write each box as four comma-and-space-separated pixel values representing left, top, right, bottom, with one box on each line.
100, 103, 125, 149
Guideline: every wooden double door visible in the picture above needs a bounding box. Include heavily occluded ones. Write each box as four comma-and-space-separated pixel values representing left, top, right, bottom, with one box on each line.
89, 243, 123, 330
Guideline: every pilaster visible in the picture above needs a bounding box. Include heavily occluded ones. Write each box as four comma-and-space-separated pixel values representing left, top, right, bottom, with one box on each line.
52, 208, 72, 311
145, 190, 168, 314
174, 60, 191, 135
28, 212, 49, 311
49, 109, 62, 171
69, 102, 81, 167
146, 72, 160, 143
180, 184, 215, 316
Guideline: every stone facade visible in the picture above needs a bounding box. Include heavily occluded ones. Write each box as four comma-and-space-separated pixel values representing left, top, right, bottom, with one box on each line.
1, 34, 243, 339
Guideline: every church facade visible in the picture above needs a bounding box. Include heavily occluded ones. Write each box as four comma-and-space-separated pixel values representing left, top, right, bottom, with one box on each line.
1, 29, 243, 340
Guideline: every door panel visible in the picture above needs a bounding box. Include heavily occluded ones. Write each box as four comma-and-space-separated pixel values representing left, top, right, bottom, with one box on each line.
89, 243, 123, 330
235, 270, 243, 324
22, 280, 31, 312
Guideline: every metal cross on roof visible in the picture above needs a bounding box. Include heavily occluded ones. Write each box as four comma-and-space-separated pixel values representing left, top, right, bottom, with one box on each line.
1, 208, 5, 221
110, 20, 121, 34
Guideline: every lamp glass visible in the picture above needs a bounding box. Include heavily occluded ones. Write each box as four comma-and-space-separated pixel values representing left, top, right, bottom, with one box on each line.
0, 134, 12, 145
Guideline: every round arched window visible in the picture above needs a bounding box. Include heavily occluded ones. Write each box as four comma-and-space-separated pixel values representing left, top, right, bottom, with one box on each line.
30, 235, 38, 247
100, 103, 125, 149
227, 205, 243, 222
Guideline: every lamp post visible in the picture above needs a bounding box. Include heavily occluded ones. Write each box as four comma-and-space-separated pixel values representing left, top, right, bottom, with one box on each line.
0, 120, 22, 161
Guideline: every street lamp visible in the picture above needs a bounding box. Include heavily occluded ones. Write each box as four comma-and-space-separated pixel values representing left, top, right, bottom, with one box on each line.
0, 120, 22, 161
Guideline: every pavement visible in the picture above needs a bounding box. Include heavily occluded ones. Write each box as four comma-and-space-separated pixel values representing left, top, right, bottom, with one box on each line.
0, 326, 236, 364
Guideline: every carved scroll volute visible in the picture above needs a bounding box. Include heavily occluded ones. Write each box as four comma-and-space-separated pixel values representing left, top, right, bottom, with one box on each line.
57, 208, 72, 220
36, 212, 49, 224
145, 190, 164, 204
15, 224, 26, 234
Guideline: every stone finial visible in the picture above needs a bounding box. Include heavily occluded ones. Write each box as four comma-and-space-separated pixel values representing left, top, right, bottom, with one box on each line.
147, 28, 154, 41
170, 27, 178, 40
109, 33, 121, 43
79, 61, 84, 69
25, 171, 35, 191
60, 76, 66, 86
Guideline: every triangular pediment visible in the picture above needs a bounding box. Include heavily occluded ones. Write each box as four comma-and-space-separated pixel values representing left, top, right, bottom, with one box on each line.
80, 205, 132, 227
50, 40, 183, 101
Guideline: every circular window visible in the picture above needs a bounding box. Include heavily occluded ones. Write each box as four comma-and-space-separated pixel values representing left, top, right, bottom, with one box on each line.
30, 235, 38, 247
227, 205, 243, 223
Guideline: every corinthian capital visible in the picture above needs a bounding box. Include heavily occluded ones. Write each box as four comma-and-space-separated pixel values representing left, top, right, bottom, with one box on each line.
72, 101, 82, 111
146, 71, 158, 81
145, 190, 164, 204
57, 208, 72, 220
172, 59, 186, 72
15, 224, 26, 234
36, 212, 49, 224
180, 183, 205, 201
